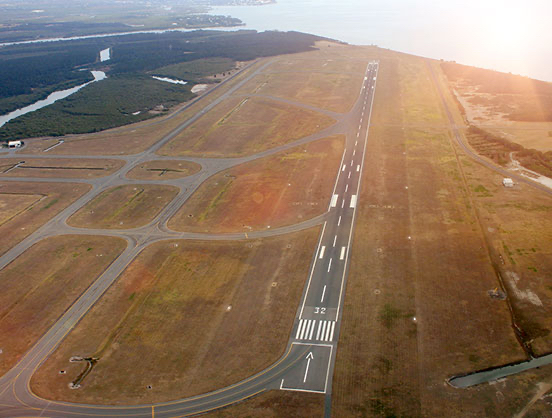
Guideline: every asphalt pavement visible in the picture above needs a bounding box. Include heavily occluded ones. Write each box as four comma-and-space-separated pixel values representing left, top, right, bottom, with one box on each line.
0, 58, 379, 418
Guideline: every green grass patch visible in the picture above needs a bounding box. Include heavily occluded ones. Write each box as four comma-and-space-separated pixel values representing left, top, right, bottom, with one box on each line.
151, 58, 236, 83
0, 74, 195, 140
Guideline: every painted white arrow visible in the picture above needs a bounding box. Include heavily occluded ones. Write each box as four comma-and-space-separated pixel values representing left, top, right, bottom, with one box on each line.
303, 352, 314, 382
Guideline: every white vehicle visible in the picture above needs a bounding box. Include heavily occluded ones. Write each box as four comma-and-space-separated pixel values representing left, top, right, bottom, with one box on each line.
8, 140, 23, 148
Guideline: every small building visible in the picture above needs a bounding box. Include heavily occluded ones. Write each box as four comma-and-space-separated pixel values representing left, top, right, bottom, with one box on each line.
8, 140, 23, 148
503, 178, 514, 188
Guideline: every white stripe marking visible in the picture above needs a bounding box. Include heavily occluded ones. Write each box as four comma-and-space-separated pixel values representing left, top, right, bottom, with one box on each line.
340, 246, 346, 260
353, 149, 356, 156
329, 321, 336, 341
356, 132, 359, 138
350, 159, 354, 166
320, 321, 327, 340
356, 165, 360, 172
330, 194, 338, 207
321, 285, 327, 303
342, 164, 346, 172
337, 215, 341, 226
345, 184, 349, 193
308, 321, 315, 339
325, 322, 332, 341
348, 172, 351, 179
328, 258, 332, 272
316, 321, 322, 340
333, 235, 337, 247
304, 320, 312, 339
355, 140, 358, 146
319, 246, 326, 259
350, 195, 357, 208
341, 199, 345, 208
299, 320, 307, 339
296, 319, 304, 339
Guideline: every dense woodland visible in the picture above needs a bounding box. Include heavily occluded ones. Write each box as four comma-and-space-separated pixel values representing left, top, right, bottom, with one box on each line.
0, 30, 325, 140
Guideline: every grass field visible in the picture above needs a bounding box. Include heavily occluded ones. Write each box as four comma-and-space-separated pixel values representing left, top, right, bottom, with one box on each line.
0, 158, 124, 179
32, 229, 319, 404
330, 47, 551, 417
151, 58, 237, 83
159, 95, 334, 158
0, 181, 90, 256
233, 62, 364, 114
168, 135, 344, 233
0, 235, 126, 376
126, 160, 201, 180
0, 193, 43, 225
68, 185, 178, 229
206, 390, 324, 417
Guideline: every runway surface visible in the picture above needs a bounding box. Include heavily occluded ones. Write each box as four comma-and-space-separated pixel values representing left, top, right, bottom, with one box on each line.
0, 58, 379, 417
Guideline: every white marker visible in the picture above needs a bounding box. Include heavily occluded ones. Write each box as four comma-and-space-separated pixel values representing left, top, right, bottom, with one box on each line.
333, 235, 337, 247
319, 246, 326, 259
350, 159, 354, 166
303, 352, 314, 382
353, 149, 356, 156
355, 140, 358, 146
328, 258, 332, 272
321, 285, 327, 302
348, 172, 351, 179
356, 165, 360, 172
342, 164, 346, 172
341, 199, 345, 208
345, 184, 349, 193
330, 194, 338, 208
340, 246, 346, 260
337, 215, 341, 226
350, 195, 358, 208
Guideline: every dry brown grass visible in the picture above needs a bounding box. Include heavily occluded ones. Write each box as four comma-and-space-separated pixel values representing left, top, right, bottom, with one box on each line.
0, 158, 124, 179
159, 95, 334, 158
125, 160, 201, 180
206, 390, 324, 417
233, 71, 363, 114
169, 135, 344, 233
331, 48, 549, 417
0, 181, 90, 256
0, 193, 43, 225
0, 235, 126, 376
31, 229, 319, 404
68, 184, 178, 229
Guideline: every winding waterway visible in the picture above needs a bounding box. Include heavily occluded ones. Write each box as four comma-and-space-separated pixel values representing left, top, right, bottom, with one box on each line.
0, 71, 106, 129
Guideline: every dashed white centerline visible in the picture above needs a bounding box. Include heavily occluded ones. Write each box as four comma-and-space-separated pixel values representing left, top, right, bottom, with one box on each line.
337, 216, 341, 226
319, 246, 326, 259
321, 285, 327, 303
340, 246, 346, 260
345, 184, 349, 193
333, 235, 337, 247
350, 159, 353, 166
353, 150, 356, 156
341, 199, 345, 208
348, 172, 351, 179
328, 258, 332, 272
356, 132, 359, 138
355, 140, 358, 146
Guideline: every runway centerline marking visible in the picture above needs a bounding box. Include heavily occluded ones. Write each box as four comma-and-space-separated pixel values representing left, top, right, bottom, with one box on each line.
341, 199, 345, 208
321, 285, 327, 303
345, 184, 349, 193
337, 215, 341, 226
348, 172, 351, 179
328, 258, 332, 272
333, 235, 337, 247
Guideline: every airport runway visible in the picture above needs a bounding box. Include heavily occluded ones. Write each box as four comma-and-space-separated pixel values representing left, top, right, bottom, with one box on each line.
0, 58, 379, 417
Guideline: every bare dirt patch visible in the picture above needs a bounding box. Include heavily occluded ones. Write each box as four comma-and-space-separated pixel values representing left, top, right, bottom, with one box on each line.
68, 184, 178, 229
0, 181, 90, 256
31, 229, 319, 404
206, 390, 324, 417
0, 158, 124, 179
126, 160, 201, 180
0, 235, 126, 376
159, 95, 334, 158
169, 135, 344, 233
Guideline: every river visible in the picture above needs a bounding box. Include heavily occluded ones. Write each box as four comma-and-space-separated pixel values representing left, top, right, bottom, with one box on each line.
0, 71, 106, 129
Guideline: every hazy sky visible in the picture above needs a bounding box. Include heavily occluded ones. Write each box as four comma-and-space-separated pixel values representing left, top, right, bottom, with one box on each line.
214, 0, 552, 81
